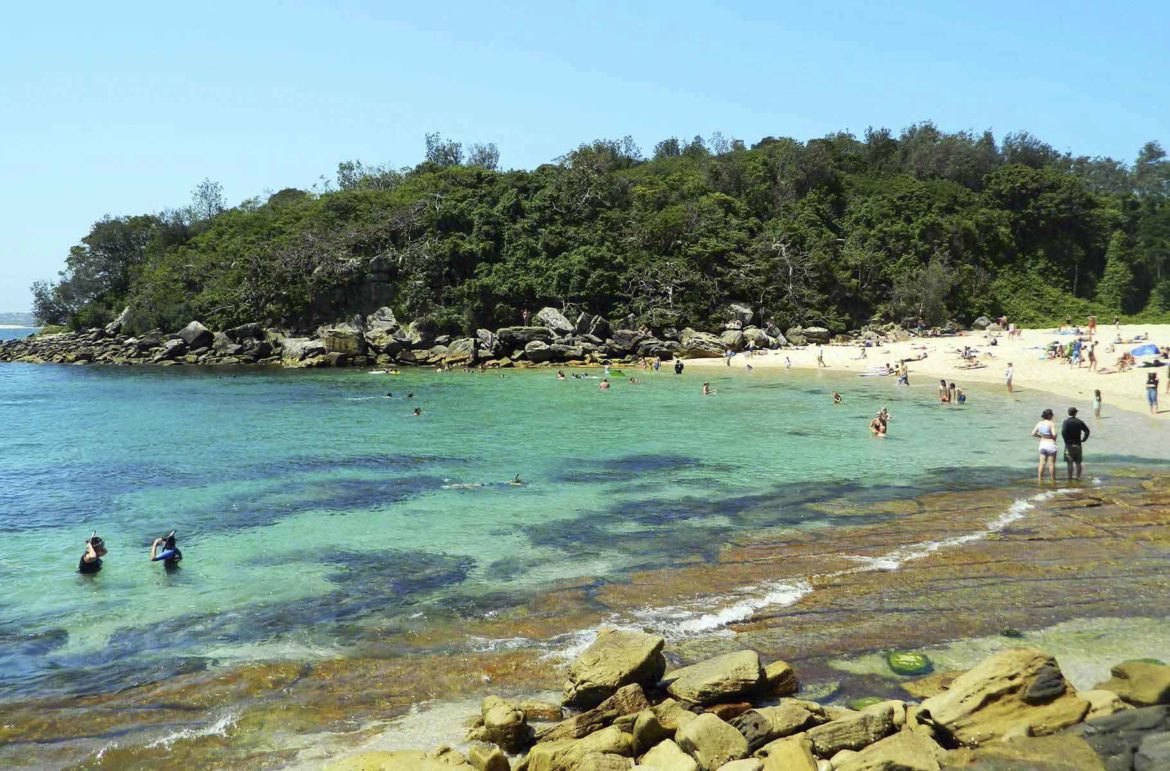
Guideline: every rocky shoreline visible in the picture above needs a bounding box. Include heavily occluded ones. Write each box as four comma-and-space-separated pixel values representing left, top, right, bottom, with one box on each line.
0, 304, 922, 369
339, 630, 1170, 771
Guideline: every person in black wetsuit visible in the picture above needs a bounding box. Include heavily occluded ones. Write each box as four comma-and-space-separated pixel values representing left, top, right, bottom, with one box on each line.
673, 359, 684, 375
150, 531, 183, 569
79, 534, 106, 574
1060, 407, 1091, 481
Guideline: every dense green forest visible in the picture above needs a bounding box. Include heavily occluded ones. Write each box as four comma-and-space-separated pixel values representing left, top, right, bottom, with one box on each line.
32, 124, 1170, 335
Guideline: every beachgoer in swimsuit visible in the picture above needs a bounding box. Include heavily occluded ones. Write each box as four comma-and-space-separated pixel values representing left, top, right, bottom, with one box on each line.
1005, 363, 1014, 393
702, 382, 712, 396
1147, 372, 1159, 414
832, 391, 842, 405
1093, 389, 1102, 419
1031, 409, 1059, 483
599, 378, 611, 391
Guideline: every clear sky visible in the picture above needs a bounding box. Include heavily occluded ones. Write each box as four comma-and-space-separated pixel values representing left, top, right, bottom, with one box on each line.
2, 0, 1167, 312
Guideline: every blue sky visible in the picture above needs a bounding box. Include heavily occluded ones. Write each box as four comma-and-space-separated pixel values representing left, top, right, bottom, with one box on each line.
2, 0, 1167, 312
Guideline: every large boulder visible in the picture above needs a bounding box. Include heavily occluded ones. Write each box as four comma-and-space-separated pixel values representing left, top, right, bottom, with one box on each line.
640, 739, 698, 771
665, 650, 764, 706
678, 329, 726, 359
365, 306, 399, 334
732, 702, 825, 751
481, 695, 531, 754
176, 321, 213, 349
225, 322, 264, 342
540, 684, 649, 743
753, 736, 817, 771
523, 726, 632, 771
919, 648, 1090, 745
280, 337, 327, 364
741, 327, 771, 350
152, 338, 187, 362
535, 307, 575, 336
724, 303, 755, 327
943, 733, 1105, 771
1069, 705, 1170, 770
971, 315, 992, 331
444, 338, 478, 365
319, 319, 367, 355
785, 327, 807, 346
1095, 660, 1170, 707
497, 327, 553, 349
466, 743, 509, 771
676, 714, 748, 771
405, 319, 438, 347
550, 343, 586, 361
802, 326, 831, 344
834, 730, 945, 771
563, 628, 666, 709
524, 340, 557, 363
575, 313, 612, 340
803, 706, 895, 758
607, 329, 646, 355
719, 330, 745, 352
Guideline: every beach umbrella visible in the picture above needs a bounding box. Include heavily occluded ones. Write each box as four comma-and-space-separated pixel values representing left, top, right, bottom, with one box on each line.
1131, 343, 1160, 356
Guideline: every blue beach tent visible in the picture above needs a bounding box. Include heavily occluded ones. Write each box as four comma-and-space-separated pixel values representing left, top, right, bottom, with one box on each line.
1131, 343, 1160, 356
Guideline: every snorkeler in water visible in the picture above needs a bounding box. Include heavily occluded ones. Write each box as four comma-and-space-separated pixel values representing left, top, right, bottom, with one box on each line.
79, 532, 106, 574
150, 531, 182, 568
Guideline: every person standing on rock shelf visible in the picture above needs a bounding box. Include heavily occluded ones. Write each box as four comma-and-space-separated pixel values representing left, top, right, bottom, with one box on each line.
1061, 407, 1091, 482
150, 531, 182, 569
79, 533, 106, 574
1031, 409, 1059, 484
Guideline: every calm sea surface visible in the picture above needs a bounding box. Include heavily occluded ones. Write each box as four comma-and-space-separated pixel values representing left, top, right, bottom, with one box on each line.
1, 327, 1166, 706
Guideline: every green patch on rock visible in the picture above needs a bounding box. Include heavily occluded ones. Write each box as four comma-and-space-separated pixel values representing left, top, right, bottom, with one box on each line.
846, 696, 884, 710
886, 651, 933, 677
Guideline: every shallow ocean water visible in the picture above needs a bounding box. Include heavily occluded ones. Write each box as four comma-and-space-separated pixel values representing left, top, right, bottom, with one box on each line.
0, 344, 1166, 706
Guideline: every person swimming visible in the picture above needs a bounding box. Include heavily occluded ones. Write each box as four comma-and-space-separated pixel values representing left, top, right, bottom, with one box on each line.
869, 413, 887, 436
674, 359, 684, 374
599, 378, 611, 391
79, 533, 106, 574
556, 370, 566, 380
832, 391, 842, 404
150, 531, 182, 568
412, 407, 422, 416
509, 474, 524, 486
702, 381, 712, 395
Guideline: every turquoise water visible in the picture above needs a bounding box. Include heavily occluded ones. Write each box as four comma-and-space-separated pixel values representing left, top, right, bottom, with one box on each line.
0, 348, 1166, 704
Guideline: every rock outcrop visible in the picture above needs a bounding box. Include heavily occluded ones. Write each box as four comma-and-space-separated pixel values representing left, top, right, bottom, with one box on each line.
563, 629, 666, 709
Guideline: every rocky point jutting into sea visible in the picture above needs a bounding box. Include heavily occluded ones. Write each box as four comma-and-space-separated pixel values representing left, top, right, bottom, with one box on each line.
0, 303, 938, 369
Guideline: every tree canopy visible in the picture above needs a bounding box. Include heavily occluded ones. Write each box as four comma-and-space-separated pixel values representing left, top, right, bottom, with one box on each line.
33, 125, 1170, 334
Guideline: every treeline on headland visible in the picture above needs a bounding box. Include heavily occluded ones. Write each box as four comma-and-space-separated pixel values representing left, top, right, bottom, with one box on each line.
31, 124, 1170, 336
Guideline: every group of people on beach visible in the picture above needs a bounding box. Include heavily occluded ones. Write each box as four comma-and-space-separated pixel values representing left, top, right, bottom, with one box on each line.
78, 531, 182, 575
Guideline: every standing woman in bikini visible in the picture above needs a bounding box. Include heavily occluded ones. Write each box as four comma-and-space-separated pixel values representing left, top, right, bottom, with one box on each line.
1031, 409, 1059, 483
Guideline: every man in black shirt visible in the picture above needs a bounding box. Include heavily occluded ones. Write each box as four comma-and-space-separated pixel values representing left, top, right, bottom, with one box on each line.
1061, 407, 1091, 481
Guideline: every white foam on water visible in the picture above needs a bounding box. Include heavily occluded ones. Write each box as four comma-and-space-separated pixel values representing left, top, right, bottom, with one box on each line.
838, 489, 1065, 574
465, 635, 535, 653
146, 711, 238, 750
475, 491, 1069, 662
638, 580, 815, 638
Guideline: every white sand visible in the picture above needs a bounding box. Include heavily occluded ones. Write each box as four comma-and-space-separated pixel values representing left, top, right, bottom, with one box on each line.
684, 324, 1170, 417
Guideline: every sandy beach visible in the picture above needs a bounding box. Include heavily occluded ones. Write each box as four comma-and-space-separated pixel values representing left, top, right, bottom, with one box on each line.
686, 324, 1170, 418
